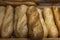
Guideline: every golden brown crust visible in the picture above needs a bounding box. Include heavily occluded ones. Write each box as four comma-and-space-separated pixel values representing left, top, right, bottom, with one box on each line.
0, 6, 5, 28
43, 7, 58, 37
14, 5, 28, 37
1, 5, 13, 38
2, 0, 40, 3
27, 6, 43, 40
53, 6, 60, 36
0, 1, 36, 6
37, 8, 48, 37
0, 6, 5, 35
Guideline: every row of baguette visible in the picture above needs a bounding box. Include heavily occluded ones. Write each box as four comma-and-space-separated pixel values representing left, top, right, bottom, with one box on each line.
0, 5, 60, 39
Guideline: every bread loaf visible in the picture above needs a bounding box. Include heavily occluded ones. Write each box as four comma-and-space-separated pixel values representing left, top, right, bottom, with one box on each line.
43, 7, 58, 37
14, 5, 28, 37
0, 1, 36, 6
2, 0, 40, 3
53, 6, 60, 36
1, 5, 13, 38
0, 6, 5, 34
37, 8, 48, 37
27, 6, 43, 40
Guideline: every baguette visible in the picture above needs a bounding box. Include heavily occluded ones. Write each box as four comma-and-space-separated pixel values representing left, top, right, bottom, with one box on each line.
43, 7, 58, 37
53, 6, 60, 36
27, 6, 43, 40
0, 6, 5, 34
1, 5, 13, 37
0, 1, 36, 6
2, 0, 40, 3
14, 5, 28, 37
0, 6, 5, 28
37, 8, 48, 37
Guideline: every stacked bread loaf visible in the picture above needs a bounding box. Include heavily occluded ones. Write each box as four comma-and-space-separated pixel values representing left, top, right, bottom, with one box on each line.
53, 6, 60, 36
1, 6, 13, 38
2, 0, 40, 3
0, 0, 60, 40
14, 5, 28, 38
27, 6, 43, 40
0, 6, 5, 35
0, 5, 60, 40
